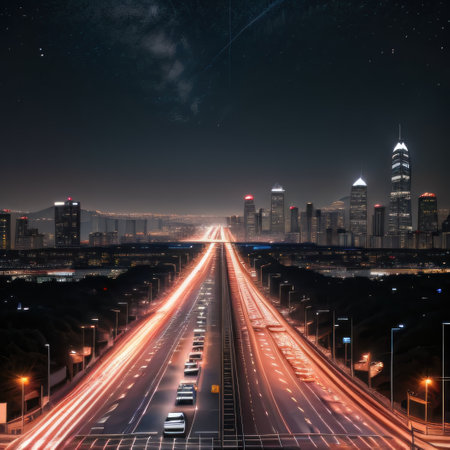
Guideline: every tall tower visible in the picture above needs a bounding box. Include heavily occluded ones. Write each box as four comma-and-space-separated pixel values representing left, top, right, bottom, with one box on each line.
270, 184, 285, 235
54, 197, 81, 247
350, 177, 368, 245
372, 204, 385, 237
0, 210, 11, 250
243, 194, 256, 240
289, 206, 299, 233
388, 126, 412, 239
418, 193, 438, 233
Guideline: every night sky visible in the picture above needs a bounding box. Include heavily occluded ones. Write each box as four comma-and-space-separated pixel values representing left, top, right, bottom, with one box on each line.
1, 1, 449, 215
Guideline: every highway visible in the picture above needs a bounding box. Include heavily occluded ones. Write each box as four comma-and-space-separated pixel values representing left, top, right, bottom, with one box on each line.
6, 225, 432, 449
223, 227, 412, 449
8, 239, 217, 450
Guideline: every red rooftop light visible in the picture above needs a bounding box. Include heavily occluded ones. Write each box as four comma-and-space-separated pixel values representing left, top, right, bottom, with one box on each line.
289, 206, 297, 210
374, 204, 383, 208
244, 195, 254, 201
420, 192, 436, 198
67, 197, 73, 201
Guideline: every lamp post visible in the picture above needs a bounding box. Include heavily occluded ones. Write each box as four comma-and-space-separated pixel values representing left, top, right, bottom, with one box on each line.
390, 324, 405, 409
332, 310, 336, 361
118, 301, 129, 331
315, 309, 330, 345
111, 309, 120, 339
91, 318, 98, 360
443, 322, 450, 433
424, 378, 432, 435
44, 344, 50, 405
337, 316, 354, 376
305, 305, 312, 338
19, 377, 28, 433
81, 326, 86, 371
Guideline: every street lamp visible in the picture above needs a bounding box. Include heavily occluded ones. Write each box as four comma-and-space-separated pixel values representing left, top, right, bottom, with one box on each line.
80, 326, 86, 371
19, 376, 29, 433
44, 344, 50, 406
315, 309, 330, 345
118, 301, 129, 331
336, 316, 354, 376
305, 305, 312, 338
91, 318, 98, 360
111, 309, 120, 339
442, 322, 450, 433
390, 323, 405, 409
424, 378, 432, 434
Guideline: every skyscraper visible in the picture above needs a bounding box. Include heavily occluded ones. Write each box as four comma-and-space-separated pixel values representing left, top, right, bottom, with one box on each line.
388, 127, 412, 239
0, 210, 11, 250
372, 204, 385, 237
289, 206, 299, 233
418, 193, 438, 233
350, 177, 368, 246
54, 197, 81, 247
244, 194, 257, 240
15, 217, 44, 250
270, 184, 285, 235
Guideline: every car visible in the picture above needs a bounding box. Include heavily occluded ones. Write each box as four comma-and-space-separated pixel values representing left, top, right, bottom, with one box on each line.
175, 383, 196, 405
193, 339, 204, 346
192, 345, 204, 352
188, 352, 202, 361
184, 361, 200, 376
194, 328, 205, 336
163, 412, 186, 437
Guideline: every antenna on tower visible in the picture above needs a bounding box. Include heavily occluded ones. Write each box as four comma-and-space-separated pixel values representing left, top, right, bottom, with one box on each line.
398, 123, 402, 141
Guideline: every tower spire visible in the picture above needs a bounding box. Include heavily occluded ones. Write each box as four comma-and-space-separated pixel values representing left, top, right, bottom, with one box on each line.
398, 123, 402, 142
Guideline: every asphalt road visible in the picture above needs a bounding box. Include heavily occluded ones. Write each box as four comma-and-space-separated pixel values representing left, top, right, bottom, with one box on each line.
225, 240, 405, 449
66, 252, 220, 448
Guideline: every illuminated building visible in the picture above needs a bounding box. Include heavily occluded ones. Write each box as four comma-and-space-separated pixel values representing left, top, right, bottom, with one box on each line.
350, 177, 367, 246
289, 206, 299, 233
300, 202, 314, 243
54, 198, 81, 247
258, 208, 270, 233
243, 194, 257, 240
89, 231, 119, 247
270, 184, 285, 235
388, 128, 412, 242
418, 193, 438, 233
15, 216, 44, 250
0, 210, 11, 250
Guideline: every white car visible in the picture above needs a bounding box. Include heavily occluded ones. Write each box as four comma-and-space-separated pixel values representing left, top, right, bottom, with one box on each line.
175, 383, 197, 405
163, 412, 186, 437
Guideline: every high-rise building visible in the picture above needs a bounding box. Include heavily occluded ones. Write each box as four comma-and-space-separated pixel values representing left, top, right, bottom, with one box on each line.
418, 193, 438, 233
443, 215, 450, 233
54, 198, 81, 247
244, 195, 257, 240
15, 216, 44, 250
300, 202, 314, 243
388, 128, 412, 239
372, 204, 385, 237
258, 208, 271, 233
289, 206, 299, 233
270, 184, 285, 235
0, 210, 11, 250
350, 177, 367, 246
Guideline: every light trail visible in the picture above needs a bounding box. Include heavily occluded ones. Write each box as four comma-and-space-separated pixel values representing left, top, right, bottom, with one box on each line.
222, 227, 433, 449
10, 237, 217, 450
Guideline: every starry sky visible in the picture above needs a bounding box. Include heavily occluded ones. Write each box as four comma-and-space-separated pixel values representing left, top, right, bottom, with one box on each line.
1, 1, 449, 216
